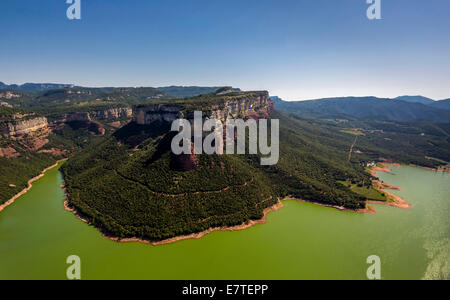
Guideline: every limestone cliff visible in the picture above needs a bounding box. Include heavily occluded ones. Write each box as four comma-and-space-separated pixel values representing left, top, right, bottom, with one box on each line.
209, 92, 271, 121
1, 116, 48, 137
133, 105, 184, 125
89, 107, 132, 120
0, 91, 21, 100
133, 91, 272, 125
56, 107, 132, 123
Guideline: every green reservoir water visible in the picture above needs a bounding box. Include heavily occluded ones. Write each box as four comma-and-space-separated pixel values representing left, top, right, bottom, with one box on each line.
0, 163, 448, 279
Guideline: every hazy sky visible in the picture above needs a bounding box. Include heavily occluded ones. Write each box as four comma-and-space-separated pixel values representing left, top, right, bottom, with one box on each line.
1, 0, 449, 100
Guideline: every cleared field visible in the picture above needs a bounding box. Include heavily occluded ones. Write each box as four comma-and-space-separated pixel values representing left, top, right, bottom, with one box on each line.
339, 180, 388, 202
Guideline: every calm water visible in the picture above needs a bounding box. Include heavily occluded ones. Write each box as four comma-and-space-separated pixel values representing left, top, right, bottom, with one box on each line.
0, 163, 448, 280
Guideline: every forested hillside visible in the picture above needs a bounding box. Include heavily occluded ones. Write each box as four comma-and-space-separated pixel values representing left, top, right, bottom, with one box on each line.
61, 104, 383, 242
0, 82, 74, 92
429, 99, 450, 110
272, 96, 450, 123
2, 87, 168, 111
394, 96, 435, 105
284, 112, 450, 167
157, 86, 240, 98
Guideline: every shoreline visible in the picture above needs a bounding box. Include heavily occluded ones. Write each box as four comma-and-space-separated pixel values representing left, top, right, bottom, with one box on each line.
63, 193, 382, 247
282, 197, 376, 214
0, 158, 67, 213
377, 161, 450, 174
410, 164, 450, 174
63, 197, 285, 246
369, 163, 411, 210
61, 162, 430, 246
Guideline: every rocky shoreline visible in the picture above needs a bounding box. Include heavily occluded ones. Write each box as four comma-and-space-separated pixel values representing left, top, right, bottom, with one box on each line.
369, 163, 411, 210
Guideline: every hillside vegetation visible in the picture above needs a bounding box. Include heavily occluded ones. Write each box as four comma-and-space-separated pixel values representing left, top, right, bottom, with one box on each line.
1, 87, 168, 113
272, 96, 450, 123
2, 86, 450, 243
157, 86, 240, 98
61, 107, 378, 242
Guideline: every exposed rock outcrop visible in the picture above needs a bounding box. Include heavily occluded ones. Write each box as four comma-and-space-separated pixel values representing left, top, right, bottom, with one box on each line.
0, 101, 13, 108
89, 107, 132, 120
87, 122, 106, 136
133, 105, 184, 125
1, 116, 48, 137
131, 92, 272, 172
209, 92, 271, 122
19, 133, 50, 151
65, 112, 92, 122
54, 107, 132, 124
0, 91, 21, 100
133, 91, 272, 125
50, 107, 132, 136
0, 147, 20, 158
171, 142, 199, 171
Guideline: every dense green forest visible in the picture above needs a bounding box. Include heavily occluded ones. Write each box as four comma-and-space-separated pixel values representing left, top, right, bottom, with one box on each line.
272, 96, 450, 123
430, 99, 450, 110
1, 87, 169, 112
0, 106, 24, 118
157, 86, 241, 98
284, 113, 450, 168
61, 109, 377, 242
0, 147, 56, 204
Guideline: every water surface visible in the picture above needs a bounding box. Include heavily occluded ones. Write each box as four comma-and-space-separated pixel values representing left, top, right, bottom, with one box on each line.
0, 164, 448, 279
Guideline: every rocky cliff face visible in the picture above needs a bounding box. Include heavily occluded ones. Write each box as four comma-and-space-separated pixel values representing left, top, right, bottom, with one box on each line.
50, 107, 133, 136
89, 107, 132, 120
133, 105, 184, 125
0, 107, 131, 137
133, 91, 272, 125
56, 107, 133, 123
210, 92, 271, 122
0, 91, 21, 100
1, 116, 48, 137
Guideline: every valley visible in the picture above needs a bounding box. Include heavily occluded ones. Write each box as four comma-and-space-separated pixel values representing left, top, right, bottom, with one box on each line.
1, 84, 450, 244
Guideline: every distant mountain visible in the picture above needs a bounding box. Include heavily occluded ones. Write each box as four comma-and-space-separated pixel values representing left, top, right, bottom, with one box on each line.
30, 87, 168, 109
269, 96, 284, 104
271, 96, 450, 123
1, 83, 243, 97
0, 82, 74, 92
395, 95, 435, 105
429, 99, 450, 110
157, 86, 240, 98
0, 87, 169, 114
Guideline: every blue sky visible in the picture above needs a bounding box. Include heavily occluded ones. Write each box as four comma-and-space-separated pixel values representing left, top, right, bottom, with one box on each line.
1, 0, 449, 100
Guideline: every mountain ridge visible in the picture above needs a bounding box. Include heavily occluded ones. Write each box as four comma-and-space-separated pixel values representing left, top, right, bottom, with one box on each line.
271, 96, 450, 122
0, 82, 75, 92
1, 82, 240, 99
394, 95, 435, 104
